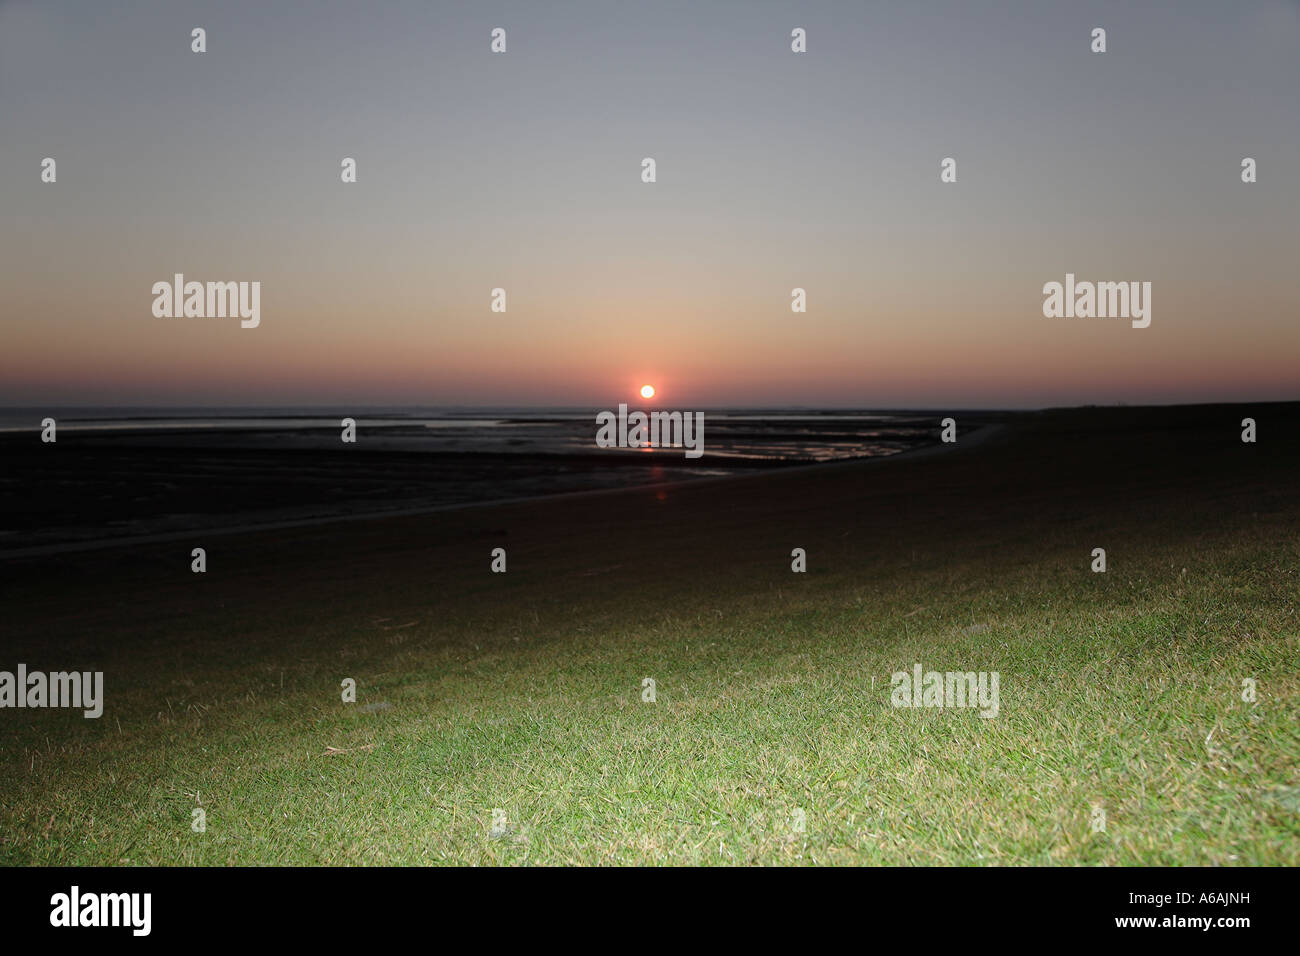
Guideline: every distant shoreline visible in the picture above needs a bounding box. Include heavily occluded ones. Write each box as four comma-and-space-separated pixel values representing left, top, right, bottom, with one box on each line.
0, 418, 1006, 559
8, 400, 1288, 559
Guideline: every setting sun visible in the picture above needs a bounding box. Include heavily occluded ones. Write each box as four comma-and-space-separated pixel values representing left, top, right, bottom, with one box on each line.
640, 385, 656, 399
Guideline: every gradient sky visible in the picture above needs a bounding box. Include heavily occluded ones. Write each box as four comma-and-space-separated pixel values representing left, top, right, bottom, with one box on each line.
2, 0, 1298, 408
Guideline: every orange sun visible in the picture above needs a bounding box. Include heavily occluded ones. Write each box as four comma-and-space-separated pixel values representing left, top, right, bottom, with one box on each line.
640, 384, 656, 399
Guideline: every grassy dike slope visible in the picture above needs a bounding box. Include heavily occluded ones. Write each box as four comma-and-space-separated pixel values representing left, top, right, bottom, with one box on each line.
1, 405, 1297, 865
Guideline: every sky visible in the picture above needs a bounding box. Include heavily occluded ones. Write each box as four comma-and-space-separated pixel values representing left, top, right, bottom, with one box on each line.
1, 0, 1298, 408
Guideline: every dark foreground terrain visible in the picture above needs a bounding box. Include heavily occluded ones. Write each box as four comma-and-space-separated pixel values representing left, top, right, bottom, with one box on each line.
0, 404, 1296, 864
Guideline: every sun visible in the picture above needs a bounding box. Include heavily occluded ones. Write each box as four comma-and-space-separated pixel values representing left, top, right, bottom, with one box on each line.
640, 384, 656, 399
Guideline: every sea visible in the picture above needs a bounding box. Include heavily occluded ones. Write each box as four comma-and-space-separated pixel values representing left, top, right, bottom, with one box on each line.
0, 406, 967, 552
0, 406, 937, 464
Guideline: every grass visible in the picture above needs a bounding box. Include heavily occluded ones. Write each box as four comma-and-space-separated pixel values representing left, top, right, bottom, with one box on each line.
1, 407, 1297, 865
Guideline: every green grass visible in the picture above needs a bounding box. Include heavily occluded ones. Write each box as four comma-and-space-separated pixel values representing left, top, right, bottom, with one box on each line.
2, 514, 1296, 865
